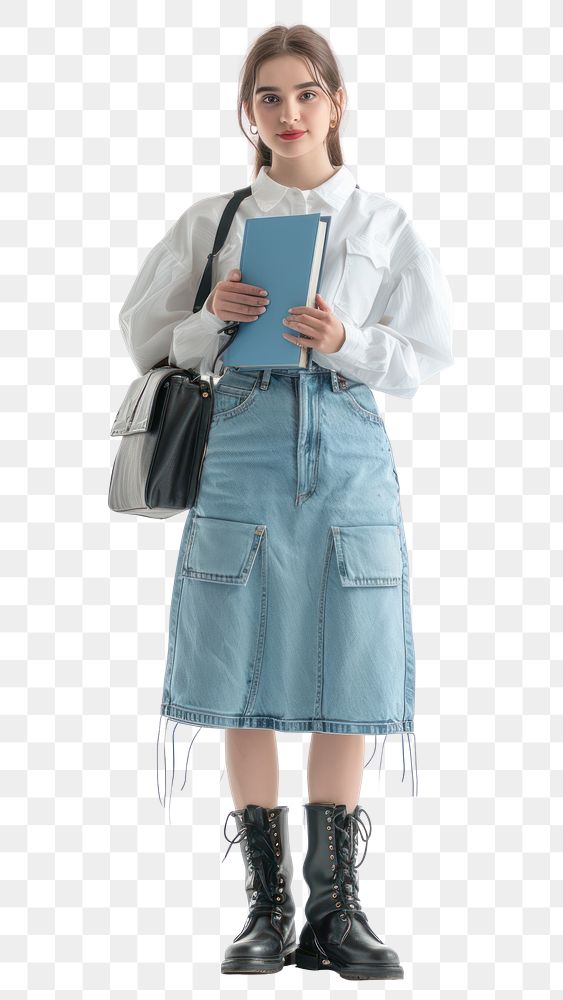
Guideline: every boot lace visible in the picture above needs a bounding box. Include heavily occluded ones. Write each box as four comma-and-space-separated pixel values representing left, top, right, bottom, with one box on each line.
331, 806, 372, 915
221, 809, 287, 911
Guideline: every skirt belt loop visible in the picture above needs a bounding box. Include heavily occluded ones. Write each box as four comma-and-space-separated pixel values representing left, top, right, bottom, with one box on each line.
330, 370, 347, 393
259, 369, 272, 390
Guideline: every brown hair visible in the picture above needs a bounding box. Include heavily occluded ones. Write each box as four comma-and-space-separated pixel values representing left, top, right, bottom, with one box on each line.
237, 24, 348, 180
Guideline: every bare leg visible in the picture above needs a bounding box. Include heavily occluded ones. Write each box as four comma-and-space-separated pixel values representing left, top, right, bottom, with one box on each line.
307, 733, 365, 813
225, 728, 279, 810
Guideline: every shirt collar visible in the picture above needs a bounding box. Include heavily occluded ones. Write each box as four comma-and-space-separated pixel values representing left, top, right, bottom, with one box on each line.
251, 163, 358, 213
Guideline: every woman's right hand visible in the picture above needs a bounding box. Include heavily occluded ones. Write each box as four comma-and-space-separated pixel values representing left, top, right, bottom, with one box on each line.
208, 268, 270, 323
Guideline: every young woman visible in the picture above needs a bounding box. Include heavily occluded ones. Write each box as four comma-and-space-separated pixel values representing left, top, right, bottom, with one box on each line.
119, 24, 453, 981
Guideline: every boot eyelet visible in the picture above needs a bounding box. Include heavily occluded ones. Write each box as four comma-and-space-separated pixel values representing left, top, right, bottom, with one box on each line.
335, 902, 341, 908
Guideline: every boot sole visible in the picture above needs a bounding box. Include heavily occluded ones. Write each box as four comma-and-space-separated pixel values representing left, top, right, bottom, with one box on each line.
221, 948, 297, 975
295, 946, 404, 980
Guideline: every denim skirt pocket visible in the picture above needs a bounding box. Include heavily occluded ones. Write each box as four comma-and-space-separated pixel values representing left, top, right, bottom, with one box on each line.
210, 372, 260, 423
170, 515, 268, 716
341, 381, 384, 423
322, 523, 407, 726
181, 514, 266, 583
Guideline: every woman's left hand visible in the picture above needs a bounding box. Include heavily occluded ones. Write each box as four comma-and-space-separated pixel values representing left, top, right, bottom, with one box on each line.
281, 292, 345, 354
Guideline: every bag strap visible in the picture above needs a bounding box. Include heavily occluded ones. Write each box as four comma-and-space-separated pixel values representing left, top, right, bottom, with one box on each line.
153, 185, 254, 369
193, 185, 255, 316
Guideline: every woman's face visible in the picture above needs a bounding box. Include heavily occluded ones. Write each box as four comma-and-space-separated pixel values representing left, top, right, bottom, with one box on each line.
247, 54, 343, 161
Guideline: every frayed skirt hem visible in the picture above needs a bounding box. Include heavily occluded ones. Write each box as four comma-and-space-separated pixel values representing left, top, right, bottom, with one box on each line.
155, 710, 419, 822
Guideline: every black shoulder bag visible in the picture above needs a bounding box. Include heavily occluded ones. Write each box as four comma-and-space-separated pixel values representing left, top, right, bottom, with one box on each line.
108, 185, 253, 518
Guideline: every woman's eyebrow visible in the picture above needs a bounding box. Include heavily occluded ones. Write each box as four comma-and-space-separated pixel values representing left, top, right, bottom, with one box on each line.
255, 82, 320, 95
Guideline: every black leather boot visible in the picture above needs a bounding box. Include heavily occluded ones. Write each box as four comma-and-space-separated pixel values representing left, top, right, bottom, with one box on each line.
295, 802, 404, 980
220, 803, 297, 974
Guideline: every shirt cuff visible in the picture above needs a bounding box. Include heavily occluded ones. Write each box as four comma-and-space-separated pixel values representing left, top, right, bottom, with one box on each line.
201, 290, 232, 332
322, 318, 363, 364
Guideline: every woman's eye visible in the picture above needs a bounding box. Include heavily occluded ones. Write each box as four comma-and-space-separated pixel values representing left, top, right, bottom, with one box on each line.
262, 92, 316, 104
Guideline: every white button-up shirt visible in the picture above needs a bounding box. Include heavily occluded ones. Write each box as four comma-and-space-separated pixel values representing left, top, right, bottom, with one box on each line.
119, 164, 454, 399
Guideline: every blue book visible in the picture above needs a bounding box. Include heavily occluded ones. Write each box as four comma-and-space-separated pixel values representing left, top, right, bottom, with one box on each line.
221, 211, 333, 369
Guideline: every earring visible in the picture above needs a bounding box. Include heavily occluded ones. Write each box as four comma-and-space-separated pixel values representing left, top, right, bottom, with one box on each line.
330, 119, 337, 128
250, 123, 258, 134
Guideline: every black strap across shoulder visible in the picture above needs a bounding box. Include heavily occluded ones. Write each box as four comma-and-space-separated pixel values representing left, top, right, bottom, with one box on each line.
192, 185, 255, 315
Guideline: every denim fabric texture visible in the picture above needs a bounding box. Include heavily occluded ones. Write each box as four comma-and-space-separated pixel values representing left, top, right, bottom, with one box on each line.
157, 359, 418, 806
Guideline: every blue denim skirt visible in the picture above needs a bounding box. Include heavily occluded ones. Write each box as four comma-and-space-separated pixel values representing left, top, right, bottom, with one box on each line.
157, 360, 418, 809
